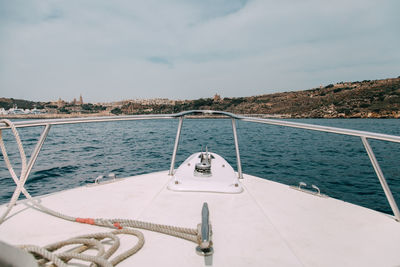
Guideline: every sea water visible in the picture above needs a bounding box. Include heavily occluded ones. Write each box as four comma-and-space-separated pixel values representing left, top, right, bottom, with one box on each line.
0, 118, 399, 215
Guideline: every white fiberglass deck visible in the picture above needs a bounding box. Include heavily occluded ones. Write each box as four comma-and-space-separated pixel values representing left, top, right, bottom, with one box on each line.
1, 171, 399, 267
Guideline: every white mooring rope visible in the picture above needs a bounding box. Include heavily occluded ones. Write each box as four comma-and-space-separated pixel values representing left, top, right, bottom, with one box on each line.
0, 119, 200, 266
19, 229, 145, 267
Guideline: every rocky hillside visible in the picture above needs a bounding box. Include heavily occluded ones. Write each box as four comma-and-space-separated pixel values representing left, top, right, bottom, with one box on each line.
120, 77, 400, 118
225, 77, 400, 118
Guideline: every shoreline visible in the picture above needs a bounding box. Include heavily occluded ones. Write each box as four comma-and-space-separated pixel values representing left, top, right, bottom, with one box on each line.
1, 113, 398, 119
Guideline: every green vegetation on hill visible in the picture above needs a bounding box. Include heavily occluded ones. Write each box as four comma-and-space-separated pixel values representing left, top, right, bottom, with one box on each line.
0, 98, 43, 110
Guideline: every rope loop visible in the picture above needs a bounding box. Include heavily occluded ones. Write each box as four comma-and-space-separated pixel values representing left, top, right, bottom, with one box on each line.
0, 119, 31, 223
0, 119, 28, 184
19, 228, 145, 267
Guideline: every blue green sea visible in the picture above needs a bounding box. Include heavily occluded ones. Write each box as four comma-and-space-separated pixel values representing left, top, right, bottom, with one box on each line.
0, 118, 399, 215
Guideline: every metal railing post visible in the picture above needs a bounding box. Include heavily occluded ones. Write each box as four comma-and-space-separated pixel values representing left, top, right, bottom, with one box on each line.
24, 124, 51, 180
361, 137, 400, 221
0, 124, 51, 222
231, 118, 243, 179
169, 116, 184, 176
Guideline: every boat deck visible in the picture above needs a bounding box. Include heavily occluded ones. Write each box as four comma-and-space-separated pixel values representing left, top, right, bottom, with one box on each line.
1, 171, 399, 266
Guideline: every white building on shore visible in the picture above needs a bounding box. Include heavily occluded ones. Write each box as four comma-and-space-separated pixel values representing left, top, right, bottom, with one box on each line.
0, 106, 46, 115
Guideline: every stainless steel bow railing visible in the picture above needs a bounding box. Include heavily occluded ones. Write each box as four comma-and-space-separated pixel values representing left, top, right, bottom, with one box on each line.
1, 110, 399, 221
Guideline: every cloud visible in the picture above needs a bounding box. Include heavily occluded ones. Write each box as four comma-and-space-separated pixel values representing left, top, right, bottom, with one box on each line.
0, 0, 399, 102
147, 57, 173, 67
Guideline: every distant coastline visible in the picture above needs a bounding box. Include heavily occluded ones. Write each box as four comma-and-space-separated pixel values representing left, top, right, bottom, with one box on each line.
0, 113, 287, 120
0, 112, 112, 120
1, 113, 398, 120
1, 77, 400, 119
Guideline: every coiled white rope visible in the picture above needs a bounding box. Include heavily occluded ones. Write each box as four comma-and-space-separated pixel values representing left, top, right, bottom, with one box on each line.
0, 119, 200, 266
19, 228, 145, 267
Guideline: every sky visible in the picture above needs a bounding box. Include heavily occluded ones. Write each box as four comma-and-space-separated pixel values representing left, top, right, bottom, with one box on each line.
0, 0, 399, 103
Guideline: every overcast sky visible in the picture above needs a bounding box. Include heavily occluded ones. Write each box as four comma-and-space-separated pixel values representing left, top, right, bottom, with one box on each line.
0, 0, 399, 103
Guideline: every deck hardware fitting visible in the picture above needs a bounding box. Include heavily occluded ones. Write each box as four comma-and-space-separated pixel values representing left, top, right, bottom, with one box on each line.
196, 202, 213, 256
311, 185, 321, 195
299, 182, 307, 190
95, 175, 104, 184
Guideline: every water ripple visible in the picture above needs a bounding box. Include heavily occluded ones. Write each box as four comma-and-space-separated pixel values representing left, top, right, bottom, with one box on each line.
0, 119, 399, 215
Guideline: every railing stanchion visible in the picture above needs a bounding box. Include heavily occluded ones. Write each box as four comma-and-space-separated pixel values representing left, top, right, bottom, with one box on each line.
24, 124, 51, 179
231, 118, 243, 179
361, 136, 400, 221
0, 124, 51, 223
169, 116, 184, 176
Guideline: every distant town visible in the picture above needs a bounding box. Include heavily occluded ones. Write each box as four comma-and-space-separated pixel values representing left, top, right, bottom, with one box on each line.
0, 95, 181, 117
1, 76, 400, 118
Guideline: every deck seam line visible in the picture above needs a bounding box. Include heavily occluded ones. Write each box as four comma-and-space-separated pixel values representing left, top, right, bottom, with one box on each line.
242, 178, 307, 267
136, 172, 171, 219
